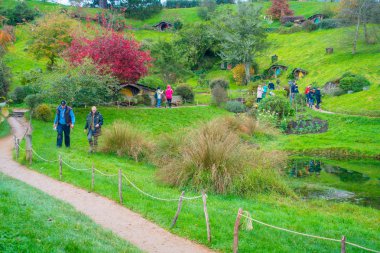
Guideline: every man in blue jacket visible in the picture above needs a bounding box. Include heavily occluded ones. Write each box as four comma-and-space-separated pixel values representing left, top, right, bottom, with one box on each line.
53, 100, 75, 148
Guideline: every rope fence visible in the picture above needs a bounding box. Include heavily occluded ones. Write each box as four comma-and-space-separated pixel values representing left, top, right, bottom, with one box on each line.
12, 136, 379, 252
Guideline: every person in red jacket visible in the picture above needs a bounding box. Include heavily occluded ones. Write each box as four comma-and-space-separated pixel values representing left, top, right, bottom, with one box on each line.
165, 85, 173, 108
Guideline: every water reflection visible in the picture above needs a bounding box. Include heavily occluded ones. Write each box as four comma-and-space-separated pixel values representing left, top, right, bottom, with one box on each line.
288, 159, 370, 183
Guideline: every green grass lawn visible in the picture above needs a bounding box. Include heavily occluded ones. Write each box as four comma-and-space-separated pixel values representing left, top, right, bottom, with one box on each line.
0, 173, 141, 252
259, 109, 380, 158
0, 118, 10, 138
14, 106, 380, 253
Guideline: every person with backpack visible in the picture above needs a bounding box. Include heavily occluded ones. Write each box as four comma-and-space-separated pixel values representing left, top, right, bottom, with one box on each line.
165, 85, 173, 108
315, 87, 322, 109
53, 100, 75, 148
84, 106, 103, 153
155, 87, 164, 108
308, 89, 315, 108
262, 83, 268, 98
268, 81, 275, 90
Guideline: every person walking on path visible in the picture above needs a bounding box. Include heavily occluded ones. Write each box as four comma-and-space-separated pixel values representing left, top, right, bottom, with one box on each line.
155, 87, 164, 108
84, 106, 103, 153
305, 85, 311, 104
308, 89, 315, 108
256, 85, 263, 103
315, 87, 322, 109
53, 100, 75, 148
262, 83, 268, 98
291, 81, 299, 103
165, 85, 173, 108
268, 81, 275, 90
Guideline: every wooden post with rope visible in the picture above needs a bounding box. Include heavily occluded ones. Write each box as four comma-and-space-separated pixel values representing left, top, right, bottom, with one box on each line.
233, 208, 243, 253
91, 163, 95, 192
118, 169, 123, 204
202, 191, 211, 242
341, 236, 346, 253
25, 134, 32, 164
59, 155, 62, 180
170, 191, 185, 228
16, 138, 20, 160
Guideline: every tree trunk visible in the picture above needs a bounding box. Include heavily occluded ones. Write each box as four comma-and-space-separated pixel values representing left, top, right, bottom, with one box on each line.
244, 62, 251, 85
352, 9, 361, 55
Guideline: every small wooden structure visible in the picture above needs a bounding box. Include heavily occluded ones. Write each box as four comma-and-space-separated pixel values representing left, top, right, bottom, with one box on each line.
153, 21, 172, 31
292, 68, 308, 79
308, 14, 326, 24
120, 83, 156, 97
280, 16, 306, 25
271, 54, 278, 63
267, 64, 288, 78
326, 47, 334, 54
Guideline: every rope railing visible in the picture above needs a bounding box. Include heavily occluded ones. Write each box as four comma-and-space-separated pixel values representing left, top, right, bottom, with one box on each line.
240, 214, 380, 253
13, 139, 379, 252
122, 174, 203, 202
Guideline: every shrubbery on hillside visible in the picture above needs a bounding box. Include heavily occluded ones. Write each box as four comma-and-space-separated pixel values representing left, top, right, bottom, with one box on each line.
339, 73, 370, 93
0, 2, 39, 25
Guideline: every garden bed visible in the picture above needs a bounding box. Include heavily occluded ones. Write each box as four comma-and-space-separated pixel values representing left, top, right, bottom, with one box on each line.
286, 118, 328, 134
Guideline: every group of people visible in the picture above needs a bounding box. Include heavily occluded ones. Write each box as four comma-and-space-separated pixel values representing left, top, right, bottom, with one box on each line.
256, 81, 275, 102
53, 100, 103, 153
255, 80, 322, 110
155, 85, 173, 108
304, 85, 322, 109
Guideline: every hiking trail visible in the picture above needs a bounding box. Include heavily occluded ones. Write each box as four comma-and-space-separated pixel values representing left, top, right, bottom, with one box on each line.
0, 116, 214, 253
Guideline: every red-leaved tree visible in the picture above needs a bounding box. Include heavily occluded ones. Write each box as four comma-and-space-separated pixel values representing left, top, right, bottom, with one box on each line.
67, 32, 151, 83
267, 0, 294, 20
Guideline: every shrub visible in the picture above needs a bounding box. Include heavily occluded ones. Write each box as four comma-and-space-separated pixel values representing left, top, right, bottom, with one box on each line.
284, 21, 293, 27
175, 84, 194, 103
10, 87, 27, 103
259, 96, 293, 119
232, 64, 255, 85
139, 75, 165, 90
24, 94, 44, 111
271, 89, 287, 97
136, 94, 152, 106
211, 85, 227, 106
0, 60, 11, 97
34, 104, 52, 122
339, 75, 370, 92
225, 101, 247, 113
209, 78, 229, 90
302, 20, 318, 32
319, 19, 342, 29
1, 2, 39, 25
100, 121, 153, 161
173, 19, 183, 30
157, 117, 291, 196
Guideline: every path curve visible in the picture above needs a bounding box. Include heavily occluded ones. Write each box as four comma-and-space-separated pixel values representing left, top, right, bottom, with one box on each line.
0, 117, 214, 253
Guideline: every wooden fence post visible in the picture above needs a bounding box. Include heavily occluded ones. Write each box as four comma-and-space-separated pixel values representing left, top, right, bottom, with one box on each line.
91, 164, 95, 192
202, 191, 211, 242
170, 191, 185, 228
25, 134, 32, 164
59, 155, 62, 180
16, 138, 20, 160
118, 169, 123, 204
341, 236, 346, 253
233, 208, 243, 253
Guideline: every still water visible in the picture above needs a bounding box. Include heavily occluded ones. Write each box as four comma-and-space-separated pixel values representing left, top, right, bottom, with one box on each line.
286, 158, 380, 209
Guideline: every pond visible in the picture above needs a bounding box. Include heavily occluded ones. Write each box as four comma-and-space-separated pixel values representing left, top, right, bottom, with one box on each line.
286, 158, 380, 209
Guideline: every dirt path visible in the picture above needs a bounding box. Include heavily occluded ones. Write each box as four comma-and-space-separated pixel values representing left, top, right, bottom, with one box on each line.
0, 117, 214, 253
312, 107, 380, 118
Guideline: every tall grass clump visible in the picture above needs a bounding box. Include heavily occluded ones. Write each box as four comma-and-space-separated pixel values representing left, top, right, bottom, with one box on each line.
100, 121, 153, 162
157, 116, 294, 196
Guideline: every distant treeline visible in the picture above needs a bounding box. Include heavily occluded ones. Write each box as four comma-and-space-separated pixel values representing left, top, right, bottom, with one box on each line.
165, 0, 235, 8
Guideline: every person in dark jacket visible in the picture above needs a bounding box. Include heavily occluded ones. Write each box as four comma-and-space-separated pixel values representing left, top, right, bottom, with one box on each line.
53, 100, 75, 148
84, 106, 103, 152
268, 81, 275, 90
315, 87, 322, 109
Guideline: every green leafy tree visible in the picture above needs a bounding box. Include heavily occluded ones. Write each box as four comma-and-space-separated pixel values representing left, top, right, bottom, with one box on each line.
120, 0, 162, 20
0, 2, 39, 25
177, 23, 217, 70
29, 14, 76, 70
151, 40, 189, 83
0, 59, 11, 97
212, 3, 267, 85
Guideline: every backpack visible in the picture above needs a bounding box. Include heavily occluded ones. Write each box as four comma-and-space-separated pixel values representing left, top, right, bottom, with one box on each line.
154, 92, 158, 99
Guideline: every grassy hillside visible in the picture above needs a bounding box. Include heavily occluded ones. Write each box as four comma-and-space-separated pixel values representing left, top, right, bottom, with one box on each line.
0, 174, 141, 252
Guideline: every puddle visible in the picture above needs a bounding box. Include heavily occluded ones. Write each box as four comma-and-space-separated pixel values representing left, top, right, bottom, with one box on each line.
286, 158, 380, 209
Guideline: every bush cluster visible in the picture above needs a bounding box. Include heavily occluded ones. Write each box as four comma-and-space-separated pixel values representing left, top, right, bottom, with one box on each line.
100, 121, 153, 162
0, 2, 39, 25
339, 74, 370, 92
175, 84, 194, 103
34, 104, 52, 122
225, 101, 247, 113
258, 96, 293, 119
